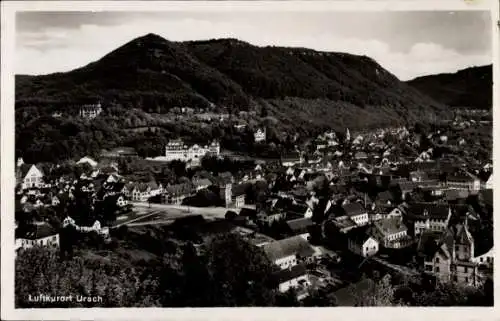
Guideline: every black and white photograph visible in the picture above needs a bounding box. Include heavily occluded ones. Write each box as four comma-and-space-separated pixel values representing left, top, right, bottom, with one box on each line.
1, 0, 498, 318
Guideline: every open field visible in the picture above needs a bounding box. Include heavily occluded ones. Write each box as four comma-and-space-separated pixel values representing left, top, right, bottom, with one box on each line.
112, 203, 239, 227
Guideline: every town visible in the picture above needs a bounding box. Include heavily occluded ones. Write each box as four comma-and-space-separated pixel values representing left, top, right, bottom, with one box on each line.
14, 103, 494, 307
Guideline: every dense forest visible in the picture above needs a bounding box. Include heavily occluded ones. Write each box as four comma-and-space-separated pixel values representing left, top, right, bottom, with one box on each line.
406, 65, 492, 110
15, 33, 452, 163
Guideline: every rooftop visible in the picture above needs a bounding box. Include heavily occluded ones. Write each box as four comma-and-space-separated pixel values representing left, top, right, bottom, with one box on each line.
261, 235, 315, 262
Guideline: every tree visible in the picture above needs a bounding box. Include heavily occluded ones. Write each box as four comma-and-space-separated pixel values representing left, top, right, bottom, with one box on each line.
205, 233, 279, 306
351, 274, 401, 306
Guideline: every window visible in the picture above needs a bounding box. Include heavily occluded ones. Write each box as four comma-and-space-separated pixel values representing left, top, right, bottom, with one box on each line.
465, 277, 469, 283
425, 265, 432, 271
464, 267, 468, 273
435, 266, 440, 273
453, 276, 457, 282
480, 257, 483, 263
435, 257, 440, 263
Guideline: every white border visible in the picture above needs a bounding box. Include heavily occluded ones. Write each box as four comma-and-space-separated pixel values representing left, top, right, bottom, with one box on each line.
1, 1, 499, 320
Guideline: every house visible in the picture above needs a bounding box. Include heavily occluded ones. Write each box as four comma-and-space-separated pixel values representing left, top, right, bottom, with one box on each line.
287, 203, 313, 219
374, 190, 396, 207
370, 217, 411, 249
76, 156, 98, 168
131, 181, 163, 202
422, 220, 479, 286
16, 164, 45, 190
445, 173, 481, 191
409, 203, 452, 236
164, 183, 195, 204
261, 235, 316, 270
232, 184, 246, 208
15, 222, 59, 250
254, 128, 266, 143
286, 217, 314, 239
281, 152, 303, 167
275, 264, 310, 296
347, 228, 379, 257
79, 102, 102, 119
340, 202, 369, 226
163, 139, 220, 162
472, 246, 494, 269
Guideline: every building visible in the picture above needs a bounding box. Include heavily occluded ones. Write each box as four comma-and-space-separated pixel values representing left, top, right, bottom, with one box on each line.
76, 156, 98, 168
164, 139, 220, 162
340, 203, 369, 226
281, 152, 303, 167
16, 164, 44, 190
445, 173, 481, 191
410, 203, 452, 236
472, 246, 494, 269
347, 228, 379, 257
261, 235, 316, 270
370, 217, 411, 249
219, 183, 233, 208
131, 181, 163, 202
286, 217, 314, 239
254, 128, 266, 143
275, 264, 310, 296
422, 220, 479, 286
164, 183, 194, 205
79, 103, 102, 119
15, 222, 59, 250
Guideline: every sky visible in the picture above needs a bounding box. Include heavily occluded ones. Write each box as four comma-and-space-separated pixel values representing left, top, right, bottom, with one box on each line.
15, 10, 492, 80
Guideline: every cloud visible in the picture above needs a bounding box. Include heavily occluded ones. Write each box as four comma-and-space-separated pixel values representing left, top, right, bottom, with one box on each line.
15, 14, 492, 80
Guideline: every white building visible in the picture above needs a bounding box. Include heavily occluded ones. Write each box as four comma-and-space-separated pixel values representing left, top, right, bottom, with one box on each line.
79, 103, 102, 119
472, 247, 494, 269
17, 164, 44, 190
254, 128, 266, 143
276, 264, 310, 294
164, 139, 220, 162
347, 231, 379, 257
15, 222, 59, 250
261, 235, 316, 270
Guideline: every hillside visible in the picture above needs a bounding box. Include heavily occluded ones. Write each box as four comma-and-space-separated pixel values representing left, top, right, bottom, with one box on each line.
15, 33, 450, 162
406, 65, 492, 110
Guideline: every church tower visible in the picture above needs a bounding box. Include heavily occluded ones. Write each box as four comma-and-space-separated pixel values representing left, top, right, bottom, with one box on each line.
219, 183, 232, 207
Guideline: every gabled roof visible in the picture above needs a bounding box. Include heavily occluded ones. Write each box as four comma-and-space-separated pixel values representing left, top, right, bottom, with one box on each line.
347, 226, 373, 245
261, 235, 315, 262
15, 222, 58, 240
164, 183, 194, 196
373, 217, 407, 236
342, 202, 366, 217
408, 202, 450, 220
16, 164, 44, 180
286, 217, 314, 232
454, 223, 474, 245
275, 264, 308, 283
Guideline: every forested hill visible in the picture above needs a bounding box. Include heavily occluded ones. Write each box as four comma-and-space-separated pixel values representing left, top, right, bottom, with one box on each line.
406, 65, 492, 110
17, 33, 446, 122
15, 33, 450, 163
